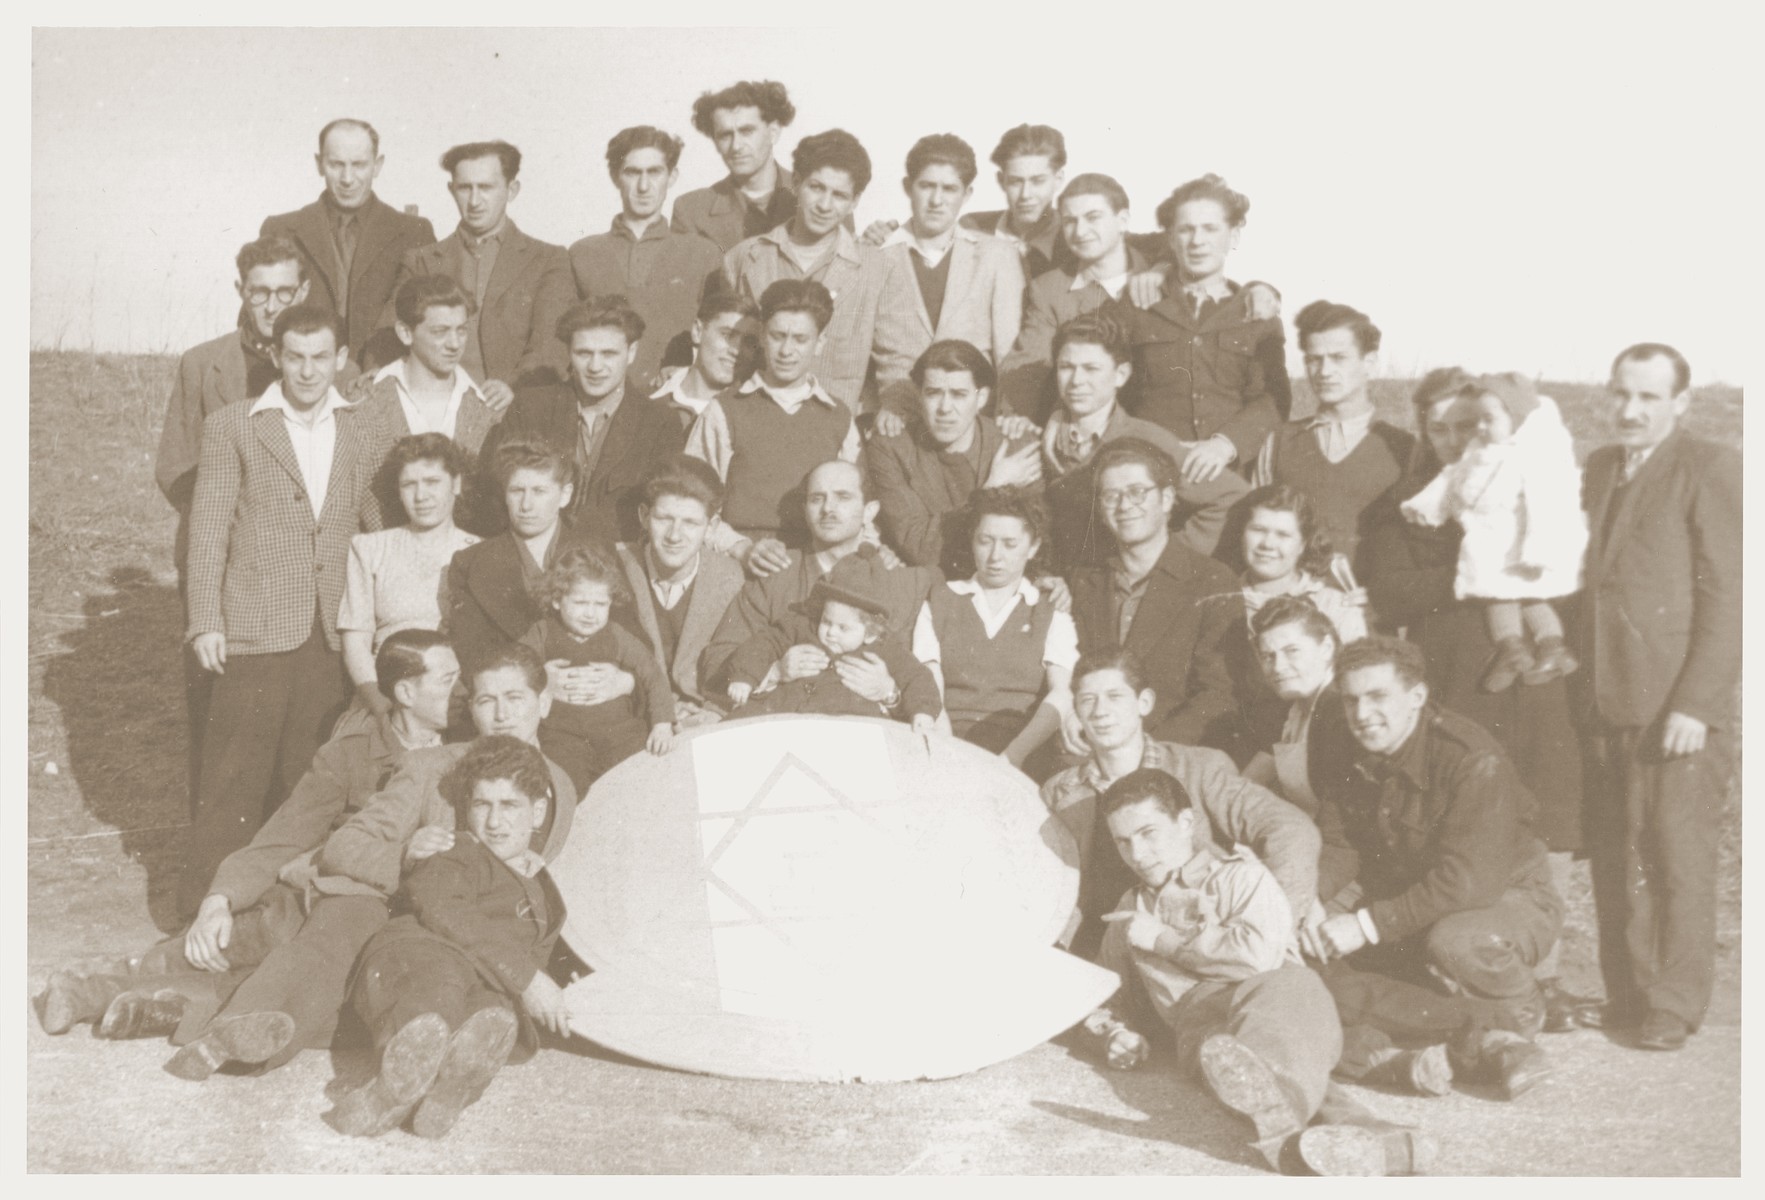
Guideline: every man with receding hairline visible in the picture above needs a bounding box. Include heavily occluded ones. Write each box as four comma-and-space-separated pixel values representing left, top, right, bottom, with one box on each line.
1578, 342, 1740, 1050
261, 119, 435, 360
379, 140, 571, 398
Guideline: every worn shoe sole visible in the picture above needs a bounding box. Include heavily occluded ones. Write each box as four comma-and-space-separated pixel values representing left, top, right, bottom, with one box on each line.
98, 989, 189, 1040
412, 1007, 520, 1139
329, 1013, 451, 1138
1197, 1034, 1305, 1147
1498, 1045, 1554, 1099
1404, 1043, 1454, 1097
163, 1011, 295, 1081
1298, 1125, 1437, 1176
38, 971, 86, 1035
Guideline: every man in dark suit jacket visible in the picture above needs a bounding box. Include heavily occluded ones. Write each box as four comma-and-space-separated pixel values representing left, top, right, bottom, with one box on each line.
1579, 343, 1741, 1051
260, 119, 435, 364
1069, 439, 1239, 750
480, 297, 687, 546
182, 304, 387, 918
671, 80, 800, 254
377, 140, 572, 398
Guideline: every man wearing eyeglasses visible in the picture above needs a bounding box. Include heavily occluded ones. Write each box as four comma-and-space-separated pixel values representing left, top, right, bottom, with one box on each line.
1068, 438, 1241, 751
156, 236, 358, 801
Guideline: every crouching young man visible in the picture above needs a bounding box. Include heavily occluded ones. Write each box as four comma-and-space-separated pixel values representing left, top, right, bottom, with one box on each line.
330, 736, 570, 1138
1085, 768, 1431, 1176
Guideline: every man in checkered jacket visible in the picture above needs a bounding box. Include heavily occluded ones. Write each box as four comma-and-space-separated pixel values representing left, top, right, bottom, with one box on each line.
182, 303, 389, 918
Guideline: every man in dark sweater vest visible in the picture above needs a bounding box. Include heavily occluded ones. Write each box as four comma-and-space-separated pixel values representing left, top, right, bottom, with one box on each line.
1251, 301, 1414, 577
684, 278, 860, 577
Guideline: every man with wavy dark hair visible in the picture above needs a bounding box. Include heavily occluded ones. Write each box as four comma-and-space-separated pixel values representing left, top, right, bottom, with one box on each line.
673, 79, 799, 252
720, 130, 890, 415
568, 126, 723, 387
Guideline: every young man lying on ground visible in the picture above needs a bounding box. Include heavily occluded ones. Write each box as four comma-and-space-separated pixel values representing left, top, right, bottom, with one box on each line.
329, 736, 570, 1138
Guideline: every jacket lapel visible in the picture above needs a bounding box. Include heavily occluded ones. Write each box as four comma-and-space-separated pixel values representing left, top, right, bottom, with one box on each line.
251, 407, 308, 494
211, 341, 248, 407
677, 552, 740, 684
1596, 431, 1679, 577
591, 398, 643, 489
936, 236, 983, 338
347, 196, 391, 290
318, 405, 365, 523
294, 200, 342, 302
472, 535, 533, 640
482, 223, 531, 313
615, 544, 668, 665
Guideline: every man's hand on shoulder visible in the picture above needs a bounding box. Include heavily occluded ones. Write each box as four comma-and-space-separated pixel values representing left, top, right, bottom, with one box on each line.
741, 537, 792, 578
480, 379, 515, 414
405, 824, 455, 866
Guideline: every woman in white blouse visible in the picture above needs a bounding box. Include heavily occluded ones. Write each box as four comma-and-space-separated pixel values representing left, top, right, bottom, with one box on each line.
337, 433, 479, 718
912, 488, 1077, 779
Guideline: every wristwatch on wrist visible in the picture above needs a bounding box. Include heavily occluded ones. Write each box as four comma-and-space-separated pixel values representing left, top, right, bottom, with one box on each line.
882, 687, 902, 709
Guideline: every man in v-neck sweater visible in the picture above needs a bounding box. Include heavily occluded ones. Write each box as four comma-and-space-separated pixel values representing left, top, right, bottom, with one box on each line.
1251, 301, 1413, 576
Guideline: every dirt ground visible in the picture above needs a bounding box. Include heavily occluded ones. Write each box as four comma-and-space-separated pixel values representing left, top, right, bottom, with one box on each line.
25, 353, 1744, 1173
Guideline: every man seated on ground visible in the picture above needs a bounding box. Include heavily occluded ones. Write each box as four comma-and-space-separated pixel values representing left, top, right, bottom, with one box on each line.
1068, 440, 1241, 750
482, 297, 686, 545
1082, 769, 1432, 1177
649, 291, 761, 429
567, 125, 725, 389
35, 631, 458, 1044
146, 645, 578, 1084
673, 79, 800, 254
330, 736, 571, 1139
870, 134, 1024, 415
1044, 648, 1320, 962
611, 457, 746, 729
1238, 595, 1345, 815
1306, 636, 1562, 1100
347, 274, 501, 460
720, 129, 889, 415
684, 279, 861, 574
866, 339, 1041, 578
699, 459, 938, 703
1040, 312, 1246, 573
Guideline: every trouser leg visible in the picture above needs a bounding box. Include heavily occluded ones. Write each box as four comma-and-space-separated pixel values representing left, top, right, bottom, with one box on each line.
1071, 810, 1138, 962
1424, 868, 1562, 1023
275, 623, 347, 811
1202, 965, 1342, 1122
212, 894, 390, 1068
1535, 851, 1574, 979
1319, 955, 1497, 1044
1593, 723, 1723, 1027
352, 940, 498, 1052
180, 650, 295, 917
129, 884, 311, 1043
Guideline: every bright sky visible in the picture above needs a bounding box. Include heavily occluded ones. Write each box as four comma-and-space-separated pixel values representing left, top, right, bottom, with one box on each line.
29, 12, 1752, 383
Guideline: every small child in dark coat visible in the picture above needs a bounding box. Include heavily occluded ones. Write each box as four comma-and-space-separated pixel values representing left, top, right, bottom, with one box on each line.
520, 544, 675, 791
331, 736, 573, 1139
725, 552, 941, 728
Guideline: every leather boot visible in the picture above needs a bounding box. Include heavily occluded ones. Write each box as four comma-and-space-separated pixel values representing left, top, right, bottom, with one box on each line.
327, 1013, 451, 1138
1450, 1028, 1552, 1100
97, 989, 190, 1040
1298, 1124, 1437, 1175
163, 1011, 296, 1082
1480, 638, 1534, 693
412, 1007, 519, 1139
37, 965, 133, 1035
1196, 1034, 1308, 1170
1358, 1042, 1454, 1097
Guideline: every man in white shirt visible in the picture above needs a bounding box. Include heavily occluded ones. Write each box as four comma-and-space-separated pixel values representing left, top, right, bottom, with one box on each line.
649, 291, 761, 428
181, 304, 387, 916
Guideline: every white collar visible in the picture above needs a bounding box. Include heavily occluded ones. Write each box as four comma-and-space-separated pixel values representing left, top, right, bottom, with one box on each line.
375, 358, 482, 407
947, 576, 1041, 606
249, 381, 347, 422
1071, 266, 1130, 300
737, 373, 841, 410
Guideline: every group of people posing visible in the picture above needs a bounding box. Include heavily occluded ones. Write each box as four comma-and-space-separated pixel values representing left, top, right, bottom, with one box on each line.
34, 79, 1740, 1175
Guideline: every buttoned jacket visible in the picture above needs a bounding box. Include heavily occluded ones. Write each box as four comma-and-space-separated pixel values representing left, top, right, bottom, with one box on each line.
185, 395, 387, 654
613, 543, 748, 708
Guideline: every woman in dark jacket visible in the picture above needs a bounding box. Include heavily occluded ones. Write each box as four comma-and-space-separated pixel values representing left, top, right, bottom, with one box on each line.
1361, 368, 1590, 1027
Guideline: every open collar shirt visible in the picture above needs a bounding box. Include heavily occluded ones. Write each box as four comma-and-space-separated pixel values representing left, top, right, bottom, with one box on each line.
249, 382, 349, 521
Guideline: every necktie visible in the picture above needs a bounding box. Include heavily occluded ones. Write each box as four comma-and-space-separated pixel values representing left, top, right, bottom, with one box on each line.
1064, 425, 1098, 469
337, 212, 358, 272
